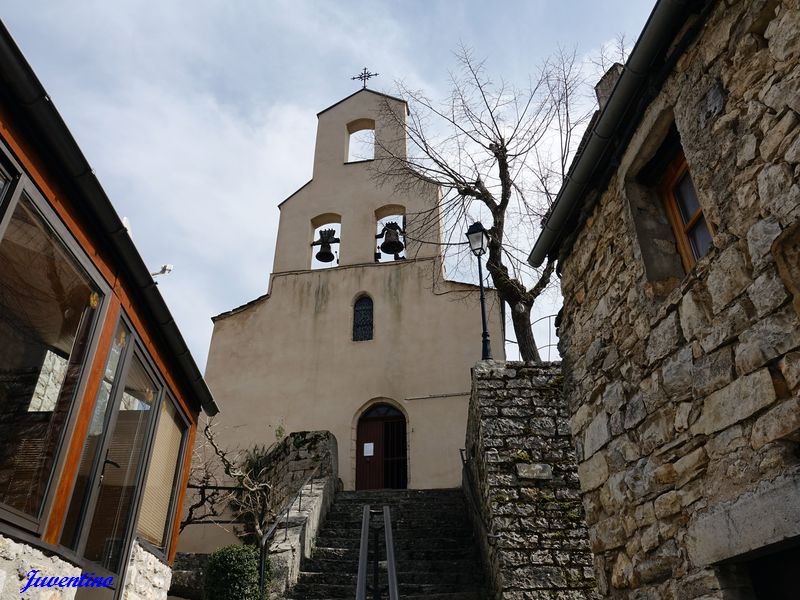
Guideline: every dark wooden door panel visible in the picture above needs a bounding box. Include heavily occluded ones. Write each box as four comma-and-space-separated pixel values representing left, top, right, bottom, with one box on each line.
356, 419, 383, 490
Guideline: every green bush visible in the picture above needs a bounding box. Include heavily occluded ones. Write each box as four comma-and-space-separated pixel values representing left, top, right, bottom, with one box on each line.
203, 544, 263, 600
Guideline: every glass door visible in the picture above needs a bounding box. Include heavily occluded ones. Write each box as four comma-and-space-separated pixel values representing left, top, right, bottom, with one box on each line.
64, 330, 161, 599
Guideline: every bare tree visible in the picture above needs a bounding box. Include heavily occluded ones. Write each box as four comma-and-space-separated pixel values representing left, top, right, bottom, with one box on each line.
375, 45, 602, 361
182, 420, 278, 599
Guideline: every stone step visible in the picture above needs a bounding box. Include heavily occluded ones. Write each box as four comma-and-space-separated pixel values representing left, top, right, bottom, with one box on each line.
333, 488, 464, 501
312, 546, 477, 562
304, 558, 483, 574
296, 568, 483, 586
287, 488, 485, 599
316, 525, 474, 539
313, 536, 477, 551
289, 582, 483, 598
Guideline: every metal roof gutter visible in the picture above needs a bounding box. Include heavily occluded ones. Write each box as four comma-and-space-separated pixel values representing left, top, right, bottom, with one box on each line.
528, 0, 694, 267
0, 21, 219, 416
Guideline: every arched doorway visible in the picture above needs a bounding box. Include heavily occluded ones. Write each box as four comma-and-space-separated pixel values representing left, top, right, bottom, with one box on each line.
355, 403, 407, 490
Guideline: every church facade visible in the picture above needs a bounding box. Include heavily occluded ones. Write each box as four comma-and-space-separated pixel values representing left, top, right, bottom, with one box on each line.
184, 88, 504, 550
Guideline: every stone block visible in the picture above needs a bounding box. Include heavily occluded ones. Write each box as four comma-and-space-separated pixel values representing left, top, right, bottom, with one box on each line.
624, 393, 647, 430
691, 369, 776, 435
779, 351, 800, 390
750, 396, 800, 449
748, 269, 789, 317
757, 163, 793, 220
516, 462, 554, 480
654, 491, 681, 518
577, 453, 609, 492
735, 306, 800, 374
674, 401, 693, 432
686, 472, 800, 565
611, 552, 634, 589
693, 345, 734, 396
584, 412, 611, 458
773, 219, 800, 313
602, 381, 625, 413
746, 216, 781, 272
674, 447, 708, 488
661, 346, 693, 397
706, 244, 752, 314
646, 312, 682, 364
760, 109, 798, 160
699, 301, 752, 353
590, 516, 627, 552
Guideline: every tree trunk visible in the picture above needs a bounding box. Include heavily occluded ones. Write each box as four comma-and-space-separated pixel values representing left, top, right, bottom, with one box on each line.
511, 301, 541, 362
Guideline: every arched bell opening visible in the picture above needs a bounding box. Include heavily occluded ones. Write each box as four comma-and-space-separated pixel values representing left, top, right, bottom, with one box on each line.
346, 118, 376, 163
310, 213, 342, 269
355, 402, 408, 490
375, 205, 406, 263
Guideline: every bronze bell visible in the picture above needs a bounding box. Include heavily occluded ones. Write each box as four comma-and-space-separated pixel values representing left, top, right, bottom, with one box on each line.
315, 244, 335, 263
378, 222, 405, 255
312, 228, 340, 263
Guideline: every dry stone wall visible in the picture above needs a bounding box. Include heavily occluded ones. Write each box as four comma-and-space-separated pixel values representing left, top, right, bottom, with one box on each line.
121, 541, 172, 600
465, 361, 598, 600
170, 430, 338, 599
0, 533, 80, 600
558, 0, 800, 598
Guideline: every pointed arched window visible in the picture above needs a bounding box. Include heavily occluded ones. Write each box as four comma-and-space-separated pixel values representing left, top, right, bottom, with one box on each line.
353, 296, 373, 341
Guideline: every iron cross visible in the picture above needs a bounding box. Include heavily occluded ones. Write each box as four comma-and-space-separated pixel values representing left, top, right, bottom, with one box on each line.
352, 67, 378, 89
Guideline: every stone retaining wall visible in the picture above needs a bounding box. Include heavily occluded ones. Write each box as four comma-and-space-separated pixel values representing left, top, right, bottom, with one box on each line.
169, 430, 338, 599
121, 541, 172, 600
0, 533, 80, 600
557, 0, 800, 597
465, 361, 598, 600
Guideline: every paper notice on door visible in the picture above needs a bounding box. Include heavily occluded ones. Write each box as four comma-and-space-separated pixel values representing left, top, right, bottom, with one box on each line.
363, 442, 374, 457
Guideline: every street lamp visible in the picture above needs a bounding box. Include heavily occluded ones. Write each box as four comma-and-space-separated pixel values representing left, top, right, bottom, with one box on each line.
465, 222, 493, 360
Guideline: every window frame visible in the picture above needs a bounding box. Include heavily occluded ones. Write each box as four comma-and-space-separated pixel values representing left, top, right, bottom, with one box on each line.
133, 391, 190, 561
0, 143, 112, 536
352, 295, 374, 341
66, 316, 177, 583
659, 149, 713, 272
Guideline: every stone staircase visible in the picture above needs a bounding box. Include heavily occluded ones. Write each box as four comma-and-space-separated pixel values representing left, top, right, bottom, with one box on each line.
288, 489, 486, 599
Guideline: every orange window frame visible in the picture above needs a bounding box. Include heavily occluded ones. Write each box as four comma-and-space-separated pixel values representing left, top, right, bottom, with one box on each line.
659, 150, 712, 272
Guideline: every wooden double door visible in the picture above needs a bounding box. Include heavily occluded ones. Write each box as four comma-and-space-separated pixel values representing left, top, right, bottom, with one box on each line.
355, 404, 407, 490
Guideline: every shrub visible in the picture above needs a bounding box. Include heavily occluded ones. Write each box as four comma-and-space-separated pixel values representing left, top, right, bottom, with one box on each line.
203, 544, 262, 600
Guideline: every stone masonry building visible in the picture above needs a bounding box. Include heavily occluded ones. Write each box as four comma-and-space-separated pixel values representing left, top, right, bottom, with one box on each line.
529, 0, 800, 598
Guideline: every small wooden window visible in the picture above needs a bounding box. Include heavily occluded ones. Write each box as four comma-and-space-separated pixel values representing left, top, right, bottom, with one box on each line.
353, 296, 373, 341
660, 151, 713, 271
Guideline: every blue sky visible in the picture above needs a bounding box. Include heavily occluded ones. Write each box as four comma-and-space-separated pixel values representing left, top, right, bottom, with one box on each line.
3, 2, 653, 367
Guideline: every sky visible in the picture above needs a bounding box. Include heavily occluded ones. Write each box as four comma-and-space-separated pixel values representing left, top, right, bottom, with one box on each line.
2, 1, 654, 369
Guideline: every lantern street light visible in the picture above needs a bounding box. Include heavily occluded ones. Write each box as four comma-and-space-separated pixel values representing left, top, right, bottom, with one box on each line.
466, 221, 493, 361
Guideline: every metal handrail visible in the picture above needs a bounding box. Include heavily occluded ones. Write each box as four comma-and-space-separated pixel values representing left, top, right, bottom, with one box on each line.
261, 463, 322, 545
383, 506, 399, 600
355, 505, 371, 600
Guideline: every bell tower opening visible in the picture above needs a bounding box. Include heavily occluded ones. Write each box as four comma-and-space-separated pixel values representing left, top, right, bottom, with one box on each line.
375, 205, 406, 262
346, 118, 375, 163
310, 213, 341, 269
355, 403, 407, 490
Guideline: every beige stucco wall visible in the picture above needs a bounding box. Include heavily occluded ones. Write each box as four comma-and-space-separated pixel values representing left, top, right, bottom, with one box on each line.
180, 89, 505, 554
204, 257, 504, 493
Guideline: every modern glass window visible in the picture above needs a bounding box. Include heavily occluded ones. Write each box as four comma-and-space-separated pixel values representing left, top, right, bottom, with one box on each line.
0, 191, 103, 523
136, 397, 187, 552
60, 322, 130, 550
81, 351, 158, 573
353, 296, 374, 341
